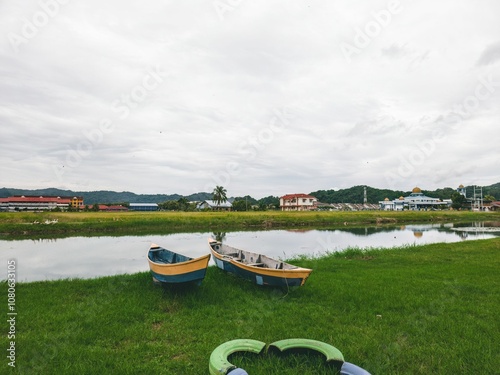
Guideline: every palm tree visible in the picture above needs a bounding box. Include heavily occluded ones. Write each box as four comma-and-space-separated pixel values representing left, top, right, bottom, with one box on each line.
212, 186, 227, 210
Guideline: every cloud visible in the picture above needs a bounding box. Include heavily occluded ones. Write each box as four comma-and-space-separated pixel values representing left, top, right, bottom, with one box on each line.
477, 41, 500, 66
0, 0, 499, 198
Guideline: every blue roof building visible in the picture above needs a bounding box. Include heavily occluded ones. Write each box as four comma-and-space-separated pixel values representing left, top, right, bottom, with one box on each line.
129, 203, 158, 211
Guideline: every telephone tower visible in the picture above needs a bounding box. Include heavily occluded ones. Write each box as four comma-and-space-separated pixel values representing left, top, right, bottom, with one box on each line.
471, 186, 483, 211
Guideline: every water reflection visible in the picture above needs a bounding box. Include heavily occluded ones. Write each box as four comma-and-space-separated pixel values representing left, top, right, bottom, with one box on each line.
0, 222, 497, 282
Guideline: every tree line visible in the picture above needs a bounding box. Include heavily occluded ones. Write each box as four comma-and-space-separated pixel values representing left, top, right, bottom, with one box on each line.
2, 183, 498, 211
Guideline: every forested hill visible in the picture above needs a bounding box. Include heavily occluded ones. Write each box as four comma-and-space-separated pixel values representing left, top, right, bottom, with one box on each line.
310, 183, 500, 204
1, 182, 498, 205
0, 188, 211, 205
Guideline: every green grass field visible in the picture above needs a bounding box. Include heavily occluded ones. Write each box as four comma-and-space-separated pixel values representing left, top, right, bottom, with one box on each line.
2, 238, 499, 374
1, 210, 499, 239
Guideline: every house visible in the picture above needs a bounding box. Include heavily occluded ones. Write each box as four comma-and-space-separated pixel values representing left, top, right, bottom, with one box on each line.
486, 201, 500, 211
280, 194, 318, 211
196, 200, 232, 211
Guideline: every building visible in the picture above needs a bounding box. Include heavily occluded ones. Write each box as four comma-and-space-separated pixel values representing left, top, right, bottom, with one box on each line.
489, 201, 500, 211
129, 203, 158, 211
379, 196, 406, 211
379, 187, 446, 211
0, 195, 84, 211
196, 200, 232, 211
280, 194, 318, 211
457, 184, 467, 198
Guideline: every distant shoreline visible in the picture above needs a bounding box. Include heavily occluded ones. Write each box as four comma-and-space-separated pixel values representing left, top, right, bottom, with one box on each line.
1, 210, 499, 240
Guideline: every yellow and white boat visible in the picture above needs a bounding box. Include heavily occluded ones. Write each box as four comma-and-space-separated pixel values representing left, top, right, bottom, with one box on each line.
208, 238, 312, 287
147, 243, 210, 286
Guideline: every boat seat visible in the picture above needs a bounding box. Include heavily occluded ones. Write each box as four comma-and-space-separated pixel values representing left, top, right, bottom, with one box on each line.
247, 263, 264, 267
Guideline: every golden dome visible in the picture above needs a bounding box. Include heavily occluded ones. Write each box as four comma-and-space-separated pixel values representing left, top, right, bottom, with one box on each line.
384, 197, 389, 201
399, 196, 404, 200
459, 184, 464, 188
412, 187, 422, 193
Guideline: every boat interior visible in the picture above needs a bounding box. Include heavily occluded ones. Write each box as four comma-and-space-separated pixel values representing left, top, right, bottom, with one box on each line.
149, 249, 191, 264
223, 249, 288, 269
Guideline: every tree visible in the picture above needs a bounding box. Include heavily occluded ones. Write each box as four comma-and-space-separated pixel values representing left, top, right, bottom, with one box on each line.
212, 186, 227, 209
257, 195, 279, 210
451, 192, 467, 210
484, 194, 496, 202
177, 197, 189, 211
231, 199, 247, 211
159, 201, 179, 211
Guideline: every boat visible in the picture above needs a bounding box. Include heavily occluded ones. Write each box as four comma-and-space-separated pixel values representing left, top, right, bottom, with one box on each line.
208, 238, 312, 287
147, 243, 210, 286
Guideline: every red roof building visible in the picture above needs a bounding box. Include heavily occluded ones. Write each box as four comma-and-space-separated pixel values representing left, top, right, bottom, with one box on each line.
279, 193, 318, 211
0, 195, 84, 211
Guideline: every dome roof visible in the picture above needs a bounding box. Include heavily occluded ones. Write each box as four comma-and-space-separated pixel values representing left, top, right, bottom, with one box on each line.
459, 184, 464, 188
412, 187, 422, 193
399, 196, 404, 200
384, 197, 389, 201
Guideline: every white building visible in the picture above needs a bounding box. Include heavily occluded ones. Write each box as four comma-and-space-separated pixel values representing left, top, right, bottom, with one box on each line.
196, 200, 232, 211
280, 194, 317, 211
380, 196, 406, 211
379, 187, 446, 211
0, 195, 83, 211
457, 184, 467, 198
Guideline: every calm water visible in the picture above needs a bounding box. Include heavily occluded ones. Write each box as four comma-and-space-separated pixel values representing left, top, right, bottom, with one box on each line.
0, 223, 498, 282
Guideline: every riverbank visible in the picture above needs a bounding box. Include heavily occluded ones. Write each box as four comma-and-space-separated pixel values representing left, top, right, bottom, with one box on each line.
2, 238, 498, 374
1, 210, 499, 239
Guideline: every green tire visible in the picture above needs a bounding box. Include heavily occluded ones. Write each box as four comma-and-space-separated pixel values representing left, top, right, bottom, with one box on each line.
209, 339, 266, 375
268, 338, 345, 365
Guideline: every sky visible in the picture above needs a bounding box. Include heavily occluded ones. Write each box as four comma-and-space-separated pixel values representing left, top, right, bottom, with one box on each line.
1, 0, 499, 199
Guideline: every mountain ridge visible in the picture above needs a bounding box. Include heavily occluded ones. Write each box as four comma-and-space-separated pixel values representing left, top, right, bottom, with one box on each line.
1, 183, 498, 205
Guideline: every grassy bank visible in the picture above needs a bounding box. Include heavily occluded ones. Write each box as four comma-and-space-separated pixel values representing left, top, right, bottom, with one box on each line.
1, 210, 499, 239
2, 238, 499, 374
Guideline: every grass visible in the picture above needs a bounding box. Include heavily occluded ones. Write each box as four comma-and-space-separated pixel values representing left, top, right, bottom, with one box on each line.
1, 238, 499, 374
1, 210, 499, 239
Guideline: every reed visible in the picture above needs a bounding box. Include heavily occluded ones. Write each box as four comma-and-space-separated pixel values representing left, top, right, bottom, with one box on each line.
1, 238, 498, 374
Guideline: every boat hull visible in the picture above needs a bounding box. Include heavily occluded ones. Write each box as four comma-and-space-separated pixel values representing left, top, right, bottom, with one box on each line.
208, 239, 312, 287
147, 244, 210, 286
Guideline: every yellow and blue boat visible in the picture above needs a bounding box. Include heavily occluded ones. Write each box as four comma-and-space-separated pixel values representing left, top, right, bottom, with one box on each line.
147, 243, 210, 286
208, 238, 312, 287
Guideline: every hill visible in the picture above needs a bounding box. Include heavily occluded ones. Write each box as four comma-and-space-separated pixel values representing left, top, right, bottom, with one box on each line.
0, 188, 211, 205
1, 182, 498, 206
310, 183, 499, 204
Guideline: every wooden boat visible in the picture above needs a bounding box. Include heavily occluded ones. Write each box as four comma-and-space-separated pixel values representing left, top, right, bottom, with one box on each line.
147, 243, 210, 286
208, 238, 312, 287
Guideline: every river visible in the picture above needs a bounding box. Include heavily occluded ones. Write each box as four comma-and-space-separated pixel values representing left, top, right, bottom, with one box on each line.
0, 222, 498, 282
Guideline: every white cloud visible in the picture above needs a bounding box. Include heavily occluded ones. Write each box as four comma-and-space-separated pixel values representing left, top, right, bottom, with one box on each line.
1, 0, 499, 198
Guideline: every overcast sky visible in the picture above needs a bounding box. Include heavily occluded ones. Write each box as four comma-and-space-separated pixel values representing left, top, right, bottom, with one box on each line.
1, 0, 499, 198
